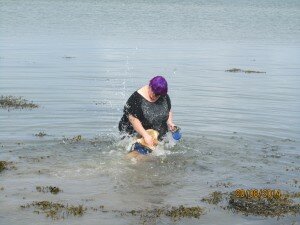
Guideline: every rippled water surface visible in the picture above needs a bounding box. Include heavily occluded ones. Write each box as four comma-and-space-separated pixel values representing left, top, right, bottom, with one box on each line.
1, 0, 300, 224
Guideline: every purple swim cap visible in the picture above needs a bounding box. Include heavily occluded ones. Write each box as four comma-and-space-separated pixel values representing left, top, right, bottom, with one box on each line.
149, 76, 168, 96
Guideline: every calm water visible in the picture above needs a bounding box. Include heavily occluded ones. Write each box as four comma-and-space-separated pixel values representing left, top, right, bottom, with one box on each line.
0, 0, 300, 224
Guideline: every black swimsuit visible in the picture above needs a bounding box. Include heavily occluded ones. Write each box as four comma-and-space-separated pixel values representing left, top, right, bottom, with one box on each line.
119, 91, 171, 139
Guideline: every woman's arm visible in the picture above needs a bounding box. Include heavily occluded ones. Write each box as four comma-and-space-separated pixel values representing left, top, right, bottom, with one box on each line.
167, 111, 176, 131
128, 114, 154, 147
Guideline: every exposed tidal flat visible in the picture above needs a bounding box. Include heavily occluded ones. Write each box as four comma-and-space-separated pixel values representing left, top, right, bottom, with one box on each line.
1, 0, 300, 224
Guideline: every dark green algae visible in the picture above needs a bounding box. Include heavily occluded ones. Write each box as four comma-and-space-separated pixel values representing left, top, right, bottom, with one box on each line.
35, 132, 47, 137
0, 95, 38, 109
0, 161, 16, 172
20, 201, 86, 220
20, 190, 300, 222
36, 186, 62, 194
21, 202, 205, 221
225, 68, 266, 74
202, 189, 300, 218
62, 135, 82, 143
201, 191, 223, 205
228, 192, 300, 217
122, 205, 204, 222
0, 161, 6, 172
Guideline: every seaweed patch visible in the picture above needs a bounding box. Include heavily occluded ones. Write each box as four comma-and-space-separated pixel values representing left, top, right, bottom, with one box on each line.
35, 132, 47, 137
165, 205, 204, 220
209, 182, 233, 188
0, 161, 6, 172
62, 56, 76, 59
36, 186, 62, 194
0, 161, 16, 172
20, 201, 86, 219
18, 156, 50, 163
115, 205, 205, 223
228, 190, 300, 217
62, 135, 82, 143
21, 202, 205, 222
225, 68, 266, 74
202, 189, 300, 218
0, 95, 39, 109
201, 191, 224, 205
226, 68, 243, 73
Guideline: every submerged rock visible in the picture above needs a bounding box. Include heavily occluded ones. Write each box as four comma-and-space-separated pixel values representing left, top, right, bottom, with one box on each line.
0, 95, 38, 109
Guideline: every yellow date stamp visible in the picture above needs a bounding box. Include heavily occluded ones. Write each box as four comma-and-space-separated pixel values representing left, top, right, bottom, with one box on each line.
234, 189, 282, 199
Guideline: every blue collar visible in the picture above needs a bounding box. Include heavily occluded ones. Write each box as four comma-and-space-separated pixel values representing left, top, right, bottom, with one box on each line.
131, 142, 153, 155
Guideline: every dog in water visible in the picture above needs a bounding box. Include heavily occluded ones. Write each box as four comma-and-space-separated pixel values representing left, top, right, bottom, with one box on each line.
126, 129, 159, 160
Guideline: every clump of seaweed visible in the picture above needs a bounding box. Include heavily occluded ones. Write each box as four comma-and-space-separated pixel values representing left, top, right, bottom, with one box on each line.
90, 205, 105, 211
201, 191, 223, 205
210, 181, 233, 188
123, 208, 165, 224
118, 205, 204, 223
202, 190, 300, 218
0, 161, 16, 172
287, 192, 300, 198
0, 161, 6, 172
18, 156, 50, 163
228, 191, 300, 217
35, 132, 47, 137
225, 68, 266, 74
62, 56, 76, 59
36, 186, 62, 194
62, 135, 82, 143
244, 70, 266, 74
226, 68, 243, 73
165, 205, 204, 220
20, 201, 86, 219
0, 95, 38, 109
21, 202, 204, 222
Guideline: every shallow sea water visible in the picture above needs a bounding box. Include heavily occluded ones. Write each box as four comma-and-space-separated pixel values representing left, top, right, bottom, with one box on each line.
1, 0, 300, 224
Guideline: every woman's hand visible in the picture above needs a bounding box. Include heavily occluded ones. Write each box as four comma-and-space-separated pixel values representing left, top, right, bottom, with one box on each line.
168, 122, 176, 132
143, 133, 154, 148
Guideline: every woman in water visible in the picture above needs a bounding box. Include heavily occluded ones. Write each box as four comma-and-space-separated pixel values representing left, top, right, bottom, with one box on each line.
119, 76, 176, 148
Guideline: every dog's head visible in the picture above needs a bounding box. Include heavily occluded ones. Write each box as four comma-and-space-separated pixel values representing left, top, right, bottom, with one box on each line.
137, 129, 159, 149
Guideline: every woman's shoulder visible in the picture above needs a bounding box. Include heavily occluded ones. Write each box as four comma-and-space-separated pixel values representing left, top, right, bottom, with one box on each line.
137, 85, 147, 95
127, 90, 143, 103
162, 94, 170, 101
136, 85, 149, 100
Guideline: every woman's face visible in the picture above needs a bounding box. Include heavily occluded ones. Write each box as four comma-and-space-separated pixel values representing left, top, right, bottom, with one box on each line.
148, 86, 160, 101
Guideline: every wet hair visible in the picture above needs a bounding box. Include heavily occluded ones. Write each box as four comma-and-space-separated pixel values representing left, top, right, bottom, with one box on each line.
149, 76, 168, 96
